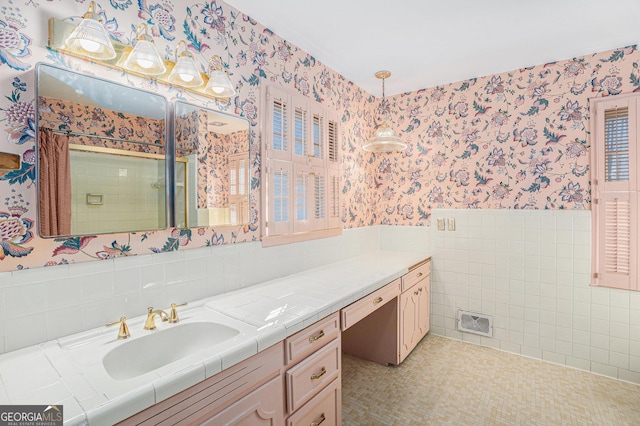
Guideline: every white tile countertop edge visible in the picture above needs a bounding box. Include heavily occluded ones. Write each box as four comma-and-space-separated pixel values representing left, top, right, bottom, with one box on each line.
0, 250, 429, 425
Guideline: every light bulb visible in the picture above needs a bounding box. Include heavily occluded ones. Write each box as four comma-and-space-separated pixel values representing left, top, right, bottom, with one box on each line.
136, 58, 154, 69
179, 73, 194, 83
211, 86, 225, 94
78, 39, 101, 53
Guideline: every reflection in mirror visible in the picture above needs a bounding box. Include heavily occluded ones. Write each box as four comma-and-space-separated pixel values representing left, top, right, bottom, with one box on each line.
174, 102, 249, 228
35, 63, 169, 237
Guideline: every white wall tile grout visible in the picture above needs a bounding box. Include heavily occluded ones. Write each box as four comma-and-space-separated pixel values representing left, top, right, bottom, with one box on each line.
429, 208, 640, 385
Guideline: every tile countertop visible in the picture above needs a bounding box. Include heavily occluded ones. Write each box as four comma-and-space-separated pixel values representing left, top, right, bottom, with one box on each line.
0, 250, 429, 425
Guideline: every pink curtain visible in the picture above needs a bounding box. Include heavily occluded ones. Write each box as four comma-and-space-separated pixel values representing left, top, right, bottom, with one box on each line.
39, 128, 72, 236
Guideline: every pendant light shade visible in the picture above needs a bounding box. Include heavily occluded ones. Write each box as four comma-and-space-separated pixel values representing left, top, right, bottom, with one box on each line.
363, 120, 407, 152
64, 1, 116, 60
123, 23, 166, 76
364, 70, 406, 152
168, 41, 204, 87
205, 55, 236, 98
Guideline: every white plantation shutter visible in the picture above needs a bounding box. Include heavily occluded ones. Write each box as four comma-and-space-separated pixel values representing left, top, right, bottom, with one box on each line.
267, 87, 291, 161
327, 116, 339, 169
262, 83, 341, 239
592, 95, 639, 290
269, 159, 292, 235
327, 169, 341, 228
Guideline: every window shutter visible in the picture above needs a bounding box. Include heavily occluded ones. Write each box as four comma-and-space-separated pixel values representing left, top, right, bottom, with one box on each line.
328, 119, 338, 164
604, 108, 630, 183
262, 83, 342, 240
268, 159, 292, 235
327, 168, 340, 228
266, 87, 291, 161
592, 96, 639, 290
314, 114, 324, 158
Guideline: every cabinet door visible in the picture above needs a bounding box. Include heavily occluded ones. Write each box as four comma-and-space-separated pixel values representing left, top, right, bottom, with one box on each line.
399, 289, 420, 362
417, 281, 430, 336
200, 376, 284, 426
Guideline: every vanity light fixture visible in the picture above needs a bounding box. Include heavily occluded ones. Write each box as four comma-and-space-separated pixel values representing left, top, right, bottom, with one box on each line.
205, 55, 236, 98
63, 1, 116, 60
363, 70, 407, 152
123, 23, 166, 76
168, 41, 204, 88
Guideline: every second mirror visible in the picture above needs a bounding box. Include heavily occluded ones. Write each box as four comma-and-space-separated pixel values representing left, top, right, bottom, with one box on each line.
174, 102, 250, 228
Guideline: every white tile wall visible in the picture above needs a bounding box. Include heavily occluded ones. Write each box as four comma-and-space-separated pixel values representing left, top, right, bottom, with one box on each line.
430, 208, 640, 385
0, 226, 430, 354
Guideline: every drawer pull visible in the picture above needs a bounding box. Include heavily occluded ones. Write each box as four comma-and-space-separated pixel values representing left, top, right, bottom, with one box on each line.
311, 413, 326, 426
417, 272, 423, 278
310, 367, 327, 380
414, 290, 419, 295
308, 330, 325, 342
373, 297, 383, 305
419, 287, 423, 292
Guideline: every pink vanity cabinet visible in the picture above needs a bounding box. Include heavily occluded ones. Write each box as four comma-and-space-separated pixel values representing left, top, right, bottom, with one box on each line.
284, 312, 342, 426
117, 342, 285, 425
341, 258, 431, 365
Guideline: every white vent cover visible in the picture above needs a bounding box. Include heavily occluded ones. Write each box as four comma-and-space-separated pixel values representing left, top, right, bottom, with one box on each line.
457, 310, 493, 337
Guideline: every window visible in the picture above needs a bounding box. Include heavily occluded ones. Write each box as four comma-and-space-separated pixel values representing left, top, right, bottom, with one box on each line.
262, 84, 341, 244
590, 94, 639, 290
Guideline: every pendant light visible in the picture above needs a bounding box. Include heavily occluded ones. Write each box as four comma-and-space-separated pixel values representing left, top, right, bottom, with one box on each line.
168, 41, 204, 88
363, 70, 407, 152
123, 23, 166, 76
205, 55, 236, 98
64, 1, 116, 60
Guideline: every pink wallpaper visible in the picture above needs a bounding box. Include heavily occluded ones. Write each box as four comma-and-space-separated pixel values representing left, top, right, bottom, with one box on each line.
38, 96, 166, 154
368, 46, 640, 226
0, 0, 639, 271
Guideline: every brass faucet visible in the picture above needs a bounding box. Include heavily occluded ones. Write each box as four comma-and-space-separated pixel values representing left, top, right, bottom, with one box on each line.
106, 316, 131, 339
168, 302, 188, 323
143, 307, 169, 330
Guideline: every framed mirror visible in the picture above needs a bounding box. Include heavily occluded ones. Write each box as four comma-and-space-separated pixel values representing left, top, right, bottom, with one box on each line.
35, 63, 169, 237
173, 101, 250, 228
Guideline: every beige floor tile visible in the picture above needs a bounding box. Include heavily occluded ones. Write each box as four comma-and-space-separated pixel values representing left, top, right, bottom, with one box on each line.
342, 334, 640, 425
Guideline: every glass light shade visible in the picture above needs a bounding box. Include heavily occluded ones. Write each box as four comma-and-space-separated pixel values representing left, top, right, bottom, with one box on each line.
205, 68, 236, 98
123, 39, 166, 76
64, 17, 116, 60
363, 121, 407, 152
168, 54, 203, 87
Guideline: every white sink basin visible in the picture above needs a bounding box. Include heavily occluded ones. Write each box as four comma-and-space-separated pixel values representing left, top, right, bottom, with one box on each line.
103, 321, 240, 380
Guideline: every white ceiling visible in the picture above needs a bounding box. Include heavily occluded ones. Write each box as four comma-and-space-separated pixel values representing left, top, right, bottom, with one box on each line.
224, 0, 640, 97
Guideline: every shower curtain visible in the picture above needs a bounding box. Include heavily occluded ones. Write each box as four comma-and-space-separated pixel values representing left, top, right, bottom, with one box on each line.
38, 128, 72, 236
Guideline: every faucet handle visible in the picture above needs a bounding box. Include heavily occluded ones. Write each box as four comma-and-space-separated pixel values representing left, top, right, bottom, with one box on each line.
106, 316, 131, 339
169, 302, 188, 323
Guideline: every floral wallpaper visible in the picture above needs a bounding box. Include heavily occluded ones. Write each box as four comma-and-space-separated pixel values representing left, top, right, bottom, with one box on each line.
1, 0, 639, 272
0, 0, 371, 271
38, 96, 166, 155
370, 46, 640, 225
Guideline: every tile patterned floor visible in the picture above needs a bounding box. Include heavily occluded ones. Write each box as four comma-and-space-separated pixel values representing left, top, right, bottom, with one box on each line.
342, 334, 640, 425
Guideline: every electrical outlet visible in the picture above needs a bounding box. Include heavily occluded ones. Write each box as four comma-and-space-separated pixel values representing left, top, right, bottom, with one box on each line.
448, 218, 456, 231
437, 218, 445, 231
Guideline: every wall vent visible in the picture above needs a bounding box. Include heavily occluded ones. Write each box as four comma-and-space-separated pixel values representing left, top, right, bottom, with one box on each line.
457, 310, 493, 337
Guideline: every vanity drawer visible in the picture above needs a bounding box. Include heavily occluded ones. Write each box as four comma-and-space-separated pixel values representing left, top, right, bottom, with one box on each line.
287, 378, 340, 426
341, 278, 400, 331
286, 339, 340, 413
401, 259, 431, 292
286, 312, 340, 366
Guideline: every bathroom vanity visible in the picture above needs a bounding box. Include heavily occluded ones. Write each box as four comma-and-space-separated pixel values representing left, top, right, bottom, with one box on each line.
117, 256, 430, 425
0, 251, 430, 425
